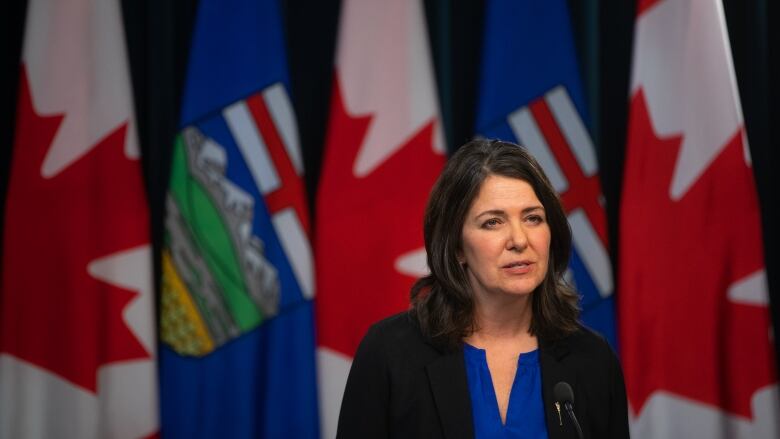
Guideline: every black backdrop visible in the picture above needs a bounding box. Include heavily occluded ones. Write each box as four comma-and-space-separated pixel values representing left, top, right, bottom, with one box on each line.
2, 0, 779, 371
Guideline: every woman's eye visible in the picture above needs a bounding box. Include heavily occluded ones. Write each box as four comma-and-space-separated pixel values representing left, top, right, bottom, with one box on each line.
526, 215, 544, 224
482, 218, 501, 228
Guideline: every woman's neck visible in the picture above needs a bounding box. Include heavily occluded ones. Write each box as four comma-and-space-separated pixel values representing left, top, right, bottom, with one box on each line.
467, 293, 535, 349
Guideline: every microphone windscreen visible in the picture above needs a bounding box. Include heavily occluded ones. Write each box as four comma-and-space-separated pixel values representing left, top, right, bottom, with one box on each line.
554, 381, 575, 404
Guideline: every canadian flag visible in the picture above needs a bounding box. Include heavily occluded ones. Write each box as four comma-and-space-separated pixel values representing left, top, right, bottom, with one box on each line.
314, 0, 445, 437
619, 0, 779, 437
0, 0, 158, 438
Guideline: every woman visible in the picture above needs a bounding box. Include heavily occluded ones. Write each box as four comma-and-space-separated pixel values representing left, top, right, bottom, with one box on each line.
336, 139, 629, 439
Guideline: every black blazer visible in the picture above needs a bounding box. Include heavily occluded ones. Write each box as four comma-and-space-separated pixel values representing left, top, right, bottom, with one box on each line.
336, 312, 629, 439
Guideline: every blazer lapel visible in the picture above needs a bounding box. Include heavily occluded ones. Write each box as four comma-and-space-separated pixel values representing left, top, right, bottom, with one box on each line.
540, 336, 577, 439
426, 348, 474, 439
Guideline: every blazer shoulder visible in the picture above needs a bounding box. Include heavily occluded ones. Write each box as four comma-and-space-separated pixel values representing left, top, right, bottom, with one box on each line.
370, 310, 416, 332
357, 311, 440, 368
560, 326, 626, 398
365, 311, 424, 343
566, 325, 617, 359
355, 310, 414, 346
542, 325, 621, 375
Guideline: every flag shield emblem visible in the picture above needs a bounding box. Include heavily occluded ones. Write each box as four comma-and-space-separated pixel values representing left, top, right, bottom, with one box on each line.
162, 84, 311, 357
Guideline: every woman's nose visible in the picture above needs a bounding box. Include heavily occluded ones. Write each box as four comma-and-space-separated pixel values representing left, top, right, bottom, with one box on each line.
506, 222, 528, 251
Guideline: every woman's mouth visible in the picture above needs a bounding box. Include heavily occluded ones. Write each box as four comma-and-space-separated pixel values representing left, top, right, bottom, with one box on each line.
502, 261, 533, 274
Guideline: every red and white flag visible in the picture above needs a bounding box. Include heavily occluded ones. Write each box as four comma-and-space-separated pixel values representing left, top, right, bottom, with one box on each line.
620, 0, 779, 437
0, 0, 158, 437
315, 0, 445, 436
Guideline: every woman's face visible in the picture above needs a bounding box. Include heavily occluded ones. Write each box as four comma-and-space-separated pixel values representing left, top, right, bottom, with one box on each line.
459, 174, 551, 301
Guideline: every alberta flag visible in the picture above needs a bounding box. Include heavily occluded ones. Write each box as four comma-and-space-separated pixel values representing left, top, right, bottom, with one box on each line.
475, 0, 616, 346
159, 0, 318, 437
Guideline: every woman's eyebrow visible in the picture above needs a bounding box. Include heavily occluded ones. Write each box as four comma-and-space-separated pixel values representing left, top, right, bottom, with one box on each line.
522, 206, 545, 214
475, 209, 507, 219
474, 205, 544, 218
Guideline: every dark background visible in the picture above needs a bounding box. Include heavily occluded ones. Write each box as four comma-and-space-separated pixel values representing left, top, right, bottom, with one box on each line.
2, 0, 779, 369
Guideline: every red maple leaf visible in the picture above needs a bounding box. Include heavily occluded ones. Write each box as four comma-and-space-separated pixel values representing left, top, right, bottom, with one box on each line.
315, 76, 445, 357
619, 90, 776, 419
0, 66, 151, 393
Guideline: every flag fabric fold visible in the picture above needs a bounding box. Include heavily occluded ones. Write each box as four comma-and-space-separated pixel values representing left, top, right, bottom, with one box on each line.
159, 0, 318, 437
620, 0, 779, 437
0, 0, 158, 437
475, 0, 617, 347
315, 0, 446, 436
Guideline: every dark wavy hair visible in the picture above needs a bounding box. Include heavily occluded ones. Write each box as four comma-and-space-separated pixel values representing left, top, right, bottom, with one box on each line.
410, 139, 580, 350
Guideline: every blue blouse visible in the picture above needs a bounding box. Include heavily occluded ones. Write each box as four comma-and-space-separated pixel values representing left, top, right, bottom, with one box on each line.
463, 344, 549, 439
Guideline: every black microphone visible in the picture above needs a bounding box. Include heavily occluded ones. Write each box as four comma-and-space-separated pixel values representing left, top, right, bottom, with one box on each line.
554, 381, 583, 439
